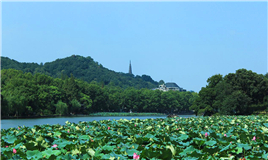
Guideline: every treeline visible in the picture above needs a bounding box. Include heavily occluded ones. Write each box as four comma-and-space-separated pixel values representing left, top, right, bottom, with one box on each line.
1, 69, 197, 117
190, 69, 268, 116
1, 55, 160, 89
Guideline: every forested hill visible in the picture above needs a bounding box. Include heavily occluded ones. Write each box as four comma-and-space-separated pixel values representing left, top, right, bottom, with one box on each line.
1, 55, 159, 89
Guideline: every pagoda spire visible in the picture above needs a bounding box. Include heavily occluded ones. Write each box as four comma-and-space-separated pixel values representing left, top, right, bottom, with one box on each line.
128, 60, 132, 74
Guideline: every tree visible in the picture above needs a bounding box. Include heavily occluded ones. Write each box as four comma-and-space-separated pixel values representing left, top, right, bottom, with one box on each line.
70, 99, 81, 114
192, 69, 268, 116
55, 100, 68, 116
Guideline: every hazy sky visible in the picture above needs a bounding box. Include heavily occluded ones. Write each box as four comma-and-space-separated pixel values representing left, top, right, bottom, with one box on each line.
2, 2, 267, 92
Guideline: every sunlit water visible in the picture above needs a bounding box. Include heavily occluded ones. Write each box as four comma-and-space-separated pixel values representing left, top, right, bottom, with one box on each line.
1, 115, 196, 130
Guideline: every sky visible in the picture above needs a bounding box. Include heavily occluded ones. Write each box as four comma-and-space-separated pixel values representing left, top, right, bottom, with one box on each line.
2, 2, 267, 92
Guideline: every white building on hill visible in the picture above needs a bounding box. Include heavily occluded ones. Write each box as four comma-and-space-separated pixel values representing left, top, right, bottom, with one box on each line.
154, 82, 186, 92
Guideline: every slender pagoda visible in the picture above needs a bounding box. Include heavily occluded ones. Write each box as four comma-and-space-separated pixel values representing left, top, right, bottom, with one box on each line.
128, 61, 132, 74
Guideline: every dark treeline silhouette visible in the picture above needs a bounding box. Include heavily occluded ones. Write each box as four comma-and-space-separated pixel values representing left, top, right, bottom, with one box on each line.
190, 69, 268, 116
1, 69, 197, 117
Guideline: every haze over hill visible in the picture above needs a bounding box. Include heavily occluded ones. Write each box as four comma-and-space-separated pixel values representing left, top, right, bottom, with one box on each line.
1, 55, 168, 90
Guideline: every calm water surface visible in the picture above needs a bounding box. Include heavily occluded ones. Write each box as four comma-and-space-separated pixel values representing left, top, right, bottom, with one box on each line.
1, 115, 195, 130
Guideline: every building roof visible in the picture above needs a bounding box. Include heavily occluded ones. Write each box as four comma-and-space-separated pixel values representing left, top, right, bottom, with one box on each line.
165, 82, 180, 88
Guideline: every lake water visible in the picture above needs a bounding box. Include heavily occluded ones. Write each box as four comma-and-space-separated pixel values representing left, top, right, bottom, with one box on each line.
1, 115, 195, 130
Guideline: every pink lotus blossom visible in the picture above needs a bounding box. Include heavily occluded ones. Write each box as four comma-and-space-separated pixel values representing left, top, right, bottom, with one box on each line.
68, 130, 69, 133
108, 127, 110, 130
224, 134, 227, 137
52, 144, 58, 148
6, 146, 8, 148
135, 124, 136, 127
13, 148, 17, 154
133, 153, 140, 160
205, 132, 208, 138
177, 128, 178, 130
252, 136, 256, 141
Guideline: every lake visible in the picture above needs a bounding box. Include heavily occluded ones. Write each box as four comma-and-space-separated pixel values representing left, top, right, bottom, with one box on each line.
1, 115, 196, 130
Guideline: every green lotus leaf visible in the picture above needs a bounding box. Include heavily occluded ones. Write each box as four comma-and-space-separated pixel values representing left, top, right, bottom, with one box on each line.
71, 148, 81, 155
205, 140, 217, 146
146, 126, 153, 130
179, 146, 196, 156
2, 135, 17, 144
126, 148, 139, 156
236, 147, 243, 154
54, 131, 61, 137
178, 134, 189, 141
102, 145, 115, 151
102, 154, 115, 159
36, 136, 44, 142
87, 148, 95, 157
42, 148, 61, 158
262, 151, 268, 159
219, 143, 231, 153
26, 150, 42, 159
263, 123, 268, 128
237, 143, 252, 150
81, 153, 91, 159
261, 127, 268, 133
79, 135, 90, 140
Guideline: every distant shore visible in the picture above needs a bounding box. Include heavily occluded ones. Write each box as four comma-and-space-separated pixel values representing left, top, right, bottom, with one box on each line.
1, 112, 195, 119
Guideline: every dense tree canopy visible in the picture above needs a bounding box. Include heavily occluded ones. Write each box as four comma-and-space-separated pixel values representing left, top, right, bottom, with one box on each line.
1, 69, 197, 117
1, 55, 162, 89
190, 69, 268, 116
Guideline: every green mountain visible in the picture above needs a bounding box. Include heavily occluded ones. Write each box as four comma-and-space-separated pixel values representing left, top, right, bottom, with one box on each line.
1, 55, 159, 89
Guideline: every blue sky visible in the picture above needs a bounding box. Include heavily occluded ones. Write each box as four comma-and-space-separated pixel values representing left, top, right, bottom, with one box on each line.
2, 2, 267, 92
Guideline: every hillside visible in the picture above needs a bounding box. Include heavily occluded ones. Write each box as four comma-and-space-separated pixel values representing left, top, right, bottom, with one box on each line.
1, 55, 159, 89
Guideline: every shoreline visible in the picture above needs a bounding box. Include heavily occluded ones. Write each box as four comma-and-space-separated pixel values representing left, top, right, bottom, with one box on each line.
1, 112, 195, 120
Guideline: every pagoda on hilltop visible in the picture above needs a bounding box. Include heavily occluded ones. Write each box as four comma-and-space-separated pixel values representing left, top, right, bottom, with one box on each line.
128, 61, 132, 74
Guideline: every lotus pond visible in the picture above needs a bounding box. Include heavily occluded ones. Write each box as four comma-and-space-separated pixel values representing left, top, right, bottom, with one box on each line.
1, 115, 268, 160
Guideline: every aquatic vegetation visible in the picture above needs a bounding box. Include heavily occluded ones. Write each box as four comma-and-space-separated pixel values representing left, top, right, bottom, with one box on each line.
1, 115, 268, 159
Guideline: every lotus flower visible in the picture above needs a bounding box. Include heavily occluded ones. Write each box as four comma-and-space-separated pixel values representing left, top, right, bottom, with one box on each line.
224, 134, 227, 137
108, 127, 110, 130
252, 136, 256, 141
6, 146, 8, 148
135, 124, 136, 127
13, 148, 17, 154
205, 132, 208, 138
52, 144, 58, 148
133, 153, 140, 160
